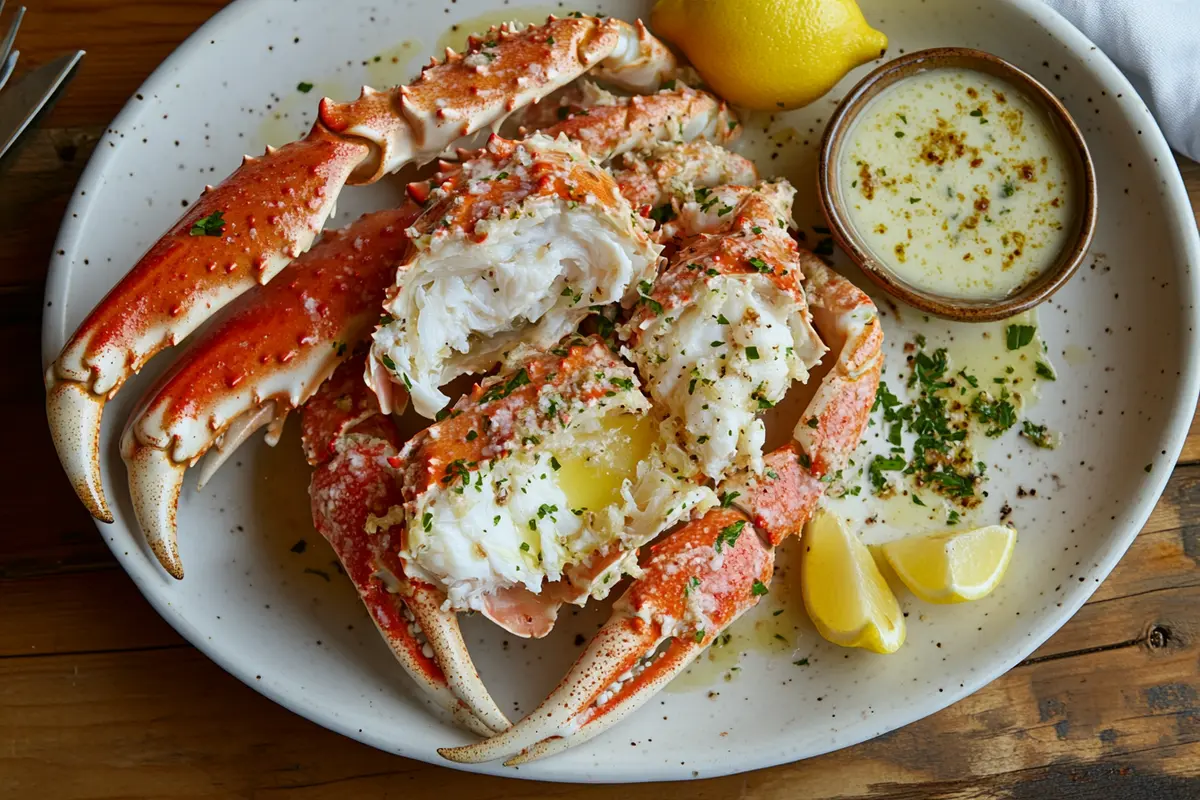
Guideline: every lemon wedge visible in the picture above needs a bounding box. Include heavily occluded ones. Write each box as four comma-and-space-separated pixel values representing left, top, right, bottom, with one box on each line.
801, 509, 905, 654
651, 0, 887, 111
882, 525, 1016, 604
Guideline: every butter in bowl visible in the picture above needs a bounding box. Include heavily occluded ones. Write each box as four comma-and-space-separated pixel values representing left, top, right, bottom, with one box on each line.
819, 48, 1097, 321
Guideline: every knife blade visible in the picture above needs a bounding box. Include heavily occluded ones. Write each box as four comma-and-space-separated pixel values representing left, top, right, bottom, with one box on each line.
0, 50, 83, 161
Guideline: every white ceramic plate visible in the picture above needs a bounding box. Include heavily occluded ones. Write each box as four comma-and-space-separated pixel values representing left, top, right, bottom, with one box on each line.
41, 0, 1200, 783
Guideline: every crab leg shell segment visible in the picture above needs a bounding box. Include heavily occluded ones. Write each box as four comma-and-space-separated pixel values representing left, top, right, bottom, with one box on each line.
793, 256, 885, 475
408, 88, 741, 206
49, 14, 678, 523
611, 140, 758, 210
47, 127, 369, 522
727, 257, 884, 544
395, 336, 658, 634
121, 206, 419, 579
533, 85, 740, 164
320, 15, 679, 184
438, 508, 773, 765
305, 358, 509, 736
377, 134, 660, 419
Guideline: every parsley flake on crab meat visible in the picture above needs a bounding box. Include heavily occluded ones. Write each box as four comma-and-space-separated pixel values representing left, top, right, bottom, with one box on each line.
367, 135, 660, 419
390, 347, 715, 633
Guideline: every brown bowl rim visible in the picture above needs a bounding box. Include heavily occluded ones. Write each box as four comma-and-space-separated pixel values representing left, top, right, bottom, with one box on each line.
817, 47, 1098, 322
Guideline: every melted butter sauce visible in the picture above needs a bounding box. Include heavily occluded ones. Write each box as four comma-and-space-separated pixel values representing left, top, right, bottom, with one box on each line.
827, 308, 1055, 537
840, 68, 1076, 300
434, 6, 562, 54
553, 414, 655, 514
668, 541, 812, 692
257, 41, 418, 148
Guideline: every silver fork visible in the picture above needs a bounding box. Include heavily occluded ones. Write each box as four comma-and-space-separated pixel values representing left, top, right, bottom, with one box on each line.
0, 2, 25, 93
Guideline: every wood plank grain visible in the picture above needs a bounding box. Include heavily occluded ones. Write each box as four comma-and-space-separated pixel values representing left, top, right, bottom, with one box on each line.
1, 566, 1196, 799
15, 1, 228, 130
0, 1, 1198, 795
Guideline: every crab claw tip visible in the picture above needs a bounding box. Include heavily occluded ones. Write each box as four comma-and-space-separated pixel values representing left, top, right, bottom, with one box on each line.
123, 437, 187, 579
46, 378, 113, 523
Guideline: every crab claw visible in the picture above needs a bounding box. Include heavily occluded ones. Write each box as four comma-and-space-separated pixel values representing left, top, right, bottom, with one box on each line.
121, 206, 419, 578
439, 508, 773, 764
46, 127, 370, 523
50, 13, 682, 523
306, 357, 510, 736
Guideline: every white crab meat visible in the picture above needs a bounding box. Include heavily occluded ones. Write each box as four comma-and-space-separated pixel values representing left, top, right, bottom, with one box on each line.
634, 274, 821, 481
626, 180, 826, 482
369, 134, 660, 418
393, 340, 715, 618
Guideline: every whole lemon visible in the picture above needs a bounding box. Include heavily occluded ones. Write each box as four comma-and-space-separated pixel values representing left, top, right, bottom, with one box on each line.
652, 0, 888, 111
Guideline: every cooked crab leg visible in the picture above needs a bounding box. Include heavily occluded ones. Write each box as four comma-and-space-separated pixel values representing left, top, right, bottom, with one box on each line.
371, 133, 662, 420
46, 13, 679, 523
304, 356, 510, 736
405, 85, 743, 210
121, 205, 419, 578
440, 226, 883, 767
125, 91, 741, 580
531, 83, 740, 163
390, 336, 713, 637
609, 140, 758, 211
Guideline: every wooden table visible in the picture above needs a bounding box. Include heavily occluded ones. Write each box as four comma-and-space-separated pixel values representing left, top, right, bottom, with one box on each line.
3, 2, 1199, 797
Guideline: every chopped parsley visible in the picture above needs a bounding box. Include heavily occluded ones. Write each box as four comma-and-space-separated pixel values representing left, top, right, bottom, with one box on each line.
478, 368, 531, 404
746, 346, 760, 360
868, 455, 905, 492
297, 81, 314, 93
1006, 324, 1036, 350
751, 580, 769, 597
637, 279, 664, 316
972, 389, 1018, 437
719, 490, 741, 508
1035, 361, 1057, 380
189, 210, 226, 237
748, 256, 772, 274
649, 203, 676, 225
1020, 420, 1057, 449
714, 520, 746, 553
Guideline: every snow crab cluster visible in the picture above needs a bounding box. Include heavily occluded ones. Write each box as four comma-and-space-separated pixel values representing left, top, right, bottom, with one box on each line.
45, 14, 882, 764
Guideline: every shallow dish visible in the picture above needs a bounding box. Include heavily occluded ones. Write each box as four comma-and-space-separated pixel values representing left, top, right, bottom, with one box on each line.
819, 47, 1098, 321
41, 0, 1200, 783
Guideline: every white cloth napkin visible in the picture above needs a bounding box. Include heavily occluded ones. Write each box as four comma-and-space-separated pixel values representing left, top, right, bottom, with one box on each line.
1043, 0, 1200, 159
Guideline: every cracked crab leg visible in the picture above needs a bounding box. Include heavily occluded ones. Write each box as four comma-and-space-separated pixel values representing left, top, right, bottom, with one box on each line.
305, 356, 510, 736
531, 83, 740, 163
438, 507, 772, 764
441, 245, 883, 766
121, 205, 419, 578
47, 13, 679, 522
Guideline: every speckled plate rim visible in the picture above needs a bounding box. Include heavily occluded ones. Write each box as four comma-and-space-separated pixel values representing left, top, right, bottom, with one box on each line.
38, 0, 1200, 783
